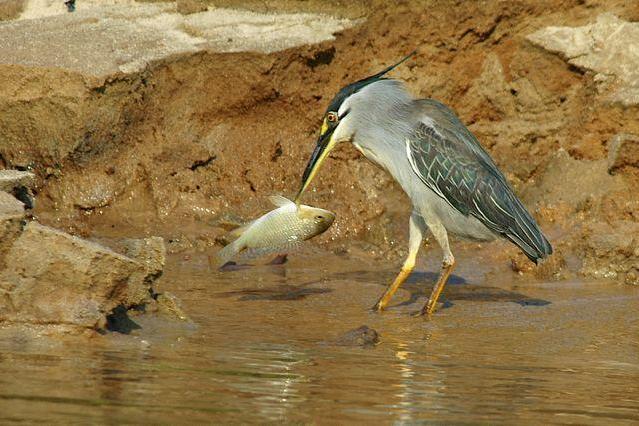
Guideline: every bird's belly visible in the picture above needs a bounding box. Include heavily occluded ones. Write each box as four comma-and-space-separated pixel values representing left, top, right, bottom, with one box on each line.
412, 187, 496, 242
353, 140, 496, 242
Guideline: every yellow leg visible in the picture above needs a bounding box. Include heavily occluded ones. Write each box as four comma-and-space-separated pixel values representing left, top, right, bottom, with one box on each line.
421, 258, 455, 315
373, 265, 414, 311
418, 219, 455, 316
373, 213, 424, 312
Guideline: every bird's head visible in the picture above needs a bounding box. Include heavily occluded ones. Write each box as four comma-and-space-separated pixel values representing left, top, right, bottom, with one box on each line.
295, 51, 416, 202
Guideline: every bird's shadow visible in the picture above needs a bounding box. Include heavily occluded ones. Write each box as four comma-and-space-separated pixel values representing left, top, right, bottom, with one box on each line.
331, 270, 551, 308
214, 266, 549, 307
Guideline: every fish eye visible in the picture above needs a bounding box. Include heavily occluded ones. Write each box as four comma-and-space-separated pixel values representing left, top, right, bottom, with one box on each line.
315, 215, 324, 220
326, 111, 338, 123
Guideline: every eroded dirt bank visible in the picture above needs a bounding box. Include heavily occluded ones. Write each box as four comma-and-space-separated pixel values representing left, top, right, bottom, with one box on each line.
1, 0, 639, 285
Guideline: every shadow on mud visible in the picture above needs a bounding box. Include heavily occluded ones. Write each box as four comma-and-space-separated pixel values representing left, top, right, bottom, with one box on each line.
214, 267, 550, 307
214, 281, 332, 301
331, 270, 551, 308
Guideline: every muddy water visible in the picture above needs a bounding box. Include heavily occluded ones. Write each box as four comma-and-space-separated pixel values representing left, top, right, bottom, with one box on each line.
1, 252, 638, 424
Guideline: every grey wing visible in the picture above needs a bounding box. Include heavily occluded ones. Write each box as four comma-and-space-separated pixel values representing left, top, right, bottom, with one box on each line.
406, 100, 552, 262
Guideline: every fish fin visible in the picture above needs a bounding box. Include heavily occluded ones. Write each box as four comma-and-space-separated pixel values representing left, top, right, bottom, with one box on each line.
268, 195, 295, 208
217, 238, 247, 267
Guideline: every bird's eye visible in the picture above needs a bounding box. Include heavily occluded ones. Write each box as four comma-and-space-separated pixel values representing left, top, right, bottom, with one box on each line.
327, 112, 338, 123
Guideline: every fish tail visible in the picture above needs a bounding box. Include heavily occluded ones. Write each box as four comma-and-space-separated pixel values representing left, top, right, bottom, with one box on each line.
217, 238, 246, 267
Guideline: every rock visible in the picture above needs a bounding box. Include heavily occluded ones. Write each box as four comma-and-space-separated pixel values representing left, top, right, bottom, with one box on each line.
177, 0, 207, 15
580, 221, 639, 285
608, 133, 639, 174
334, 325, 379, 347
0, 0, 24, 22
123, 236, 166, 278
527, 14, 639, 105
0, 2, 356, 169
510, 249, 567, 281
0, 170, 35, 192
0, 190, 24, 215
0, 2, 355, 78
0, 222, 144, 329
460, 53, 515, 119
0, 214, 23, 271
156, 292, 190, 321
522, 149, 626, 213
0, 190, 25, 270
121, 237, 166, 306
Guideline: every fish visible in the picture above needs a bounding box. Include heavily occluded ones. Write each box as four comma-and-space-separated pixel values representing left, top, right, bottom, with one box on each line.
217, 195, 335, 266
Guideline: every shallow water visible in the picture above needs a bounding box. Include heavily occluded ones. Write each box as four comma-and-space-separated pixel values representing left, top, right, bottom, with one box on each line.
1, 253, 638, 424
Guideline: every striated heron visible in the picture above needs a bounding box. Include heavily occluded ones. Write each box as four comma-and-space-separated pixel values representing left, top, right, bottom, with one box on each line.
295, 52, 552, 315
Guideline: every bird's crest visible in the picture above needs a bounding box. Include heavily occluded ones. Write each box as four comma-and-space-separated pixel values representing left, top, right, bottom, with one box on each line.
326, 50, 416, 114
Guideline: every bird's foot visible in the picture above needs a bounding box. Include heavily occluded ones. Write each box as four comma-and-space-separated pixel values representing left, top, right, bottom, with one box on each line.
414, 299, 452, 316
370, 302, 385, 313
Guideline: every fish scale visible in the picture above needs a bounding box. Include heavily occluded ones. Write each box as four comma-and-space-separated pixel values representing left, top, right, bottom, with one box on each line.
217, 196, 335, 266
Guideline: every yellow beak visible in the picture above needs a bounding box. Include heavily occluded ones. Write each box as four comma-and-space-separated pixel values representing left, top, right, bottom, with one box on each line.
295, 118, 338, 203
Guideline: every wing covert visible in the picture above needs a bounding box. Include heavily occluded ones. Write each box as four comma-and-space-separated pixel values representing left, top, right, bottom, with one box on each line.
406, 101, 552, 262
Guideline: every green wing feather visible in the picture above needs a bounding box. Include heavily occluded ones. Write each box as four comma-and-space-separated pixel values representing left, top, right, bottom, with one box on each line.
406, 99, 552, 262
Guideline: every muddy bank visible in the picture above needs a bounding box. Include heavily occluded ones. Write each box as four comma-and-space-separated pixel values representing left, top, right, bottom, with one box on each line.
0, 0, 638, 283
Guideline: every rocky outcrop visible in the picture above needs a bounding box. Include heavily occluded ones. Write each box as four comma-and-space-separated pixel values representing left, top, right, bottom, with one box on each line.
0, 173, 173, 332
121, 236, 167, 307
0, 170, 34, 192
527, 14, 639, 106
0, 222, 142, 329
580, 221, 639, 285
608, 133, 639, 174
0, 0, 24, 21
0, 220, 172, 331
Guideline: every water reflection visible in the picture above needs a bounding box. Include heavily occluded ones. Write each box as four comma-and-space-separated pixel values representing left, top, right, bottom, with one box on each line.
218, 344, 307, 422
393, 341, 417, 424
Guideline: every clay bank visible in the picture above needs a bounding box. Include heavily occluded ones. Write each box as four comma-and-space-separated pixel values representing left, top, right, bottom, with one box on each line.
0, 0, 638, 423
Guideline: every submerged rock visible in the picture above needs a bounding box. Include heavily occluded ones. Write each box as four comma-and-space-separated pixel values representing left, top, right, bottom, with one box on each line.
156, 292, 190, 322
334, 325, 380, 347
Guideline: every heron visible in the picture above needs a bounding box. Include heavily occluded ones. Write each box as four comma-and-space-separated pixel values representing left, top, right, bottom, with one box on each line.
294, 52, 552, 315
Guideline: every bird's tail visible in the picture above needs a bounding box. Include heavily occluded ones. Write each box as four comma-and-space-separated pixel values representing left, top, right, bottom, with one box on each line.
503, 196, 553, 264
